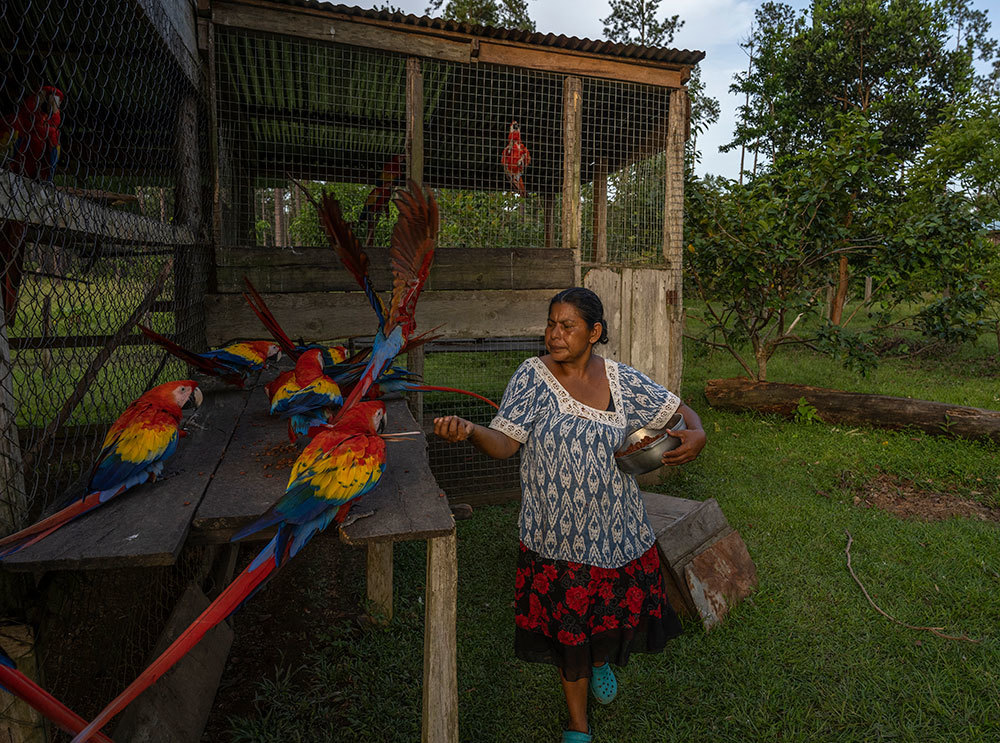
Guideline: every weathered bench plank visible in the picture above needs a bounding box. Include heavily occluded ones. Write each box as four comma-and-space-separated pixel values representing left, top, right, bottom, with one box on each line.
3, 386, 250, 572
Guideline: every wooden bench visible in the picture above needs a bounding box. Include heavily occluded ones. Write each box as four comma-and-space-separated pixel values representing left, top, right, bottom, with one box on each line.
3, 381, 458, 743
641, 491, 757, 630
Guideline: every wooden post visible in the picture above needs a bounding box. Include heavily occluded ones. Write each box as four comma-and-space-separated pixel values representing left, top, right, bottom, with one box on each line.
563, 77, 583, 285
174, 93, 207, 349
0, 307, 26, 538
273, 188, 284, 248
864, 275, 873, 302
592, 159, 607, 264
543, 194, 555, 248
661, 88, 687, 392
406, 56, 426, 423
204, 19, 223, 248
0, 625, 44, 743
366, 541, 393, 622
421, 530, 458, 743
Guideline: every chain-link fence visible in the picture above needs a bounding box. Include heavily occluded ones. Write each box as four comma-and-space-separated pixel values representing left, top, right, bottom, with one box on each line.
1, 0, 211, 732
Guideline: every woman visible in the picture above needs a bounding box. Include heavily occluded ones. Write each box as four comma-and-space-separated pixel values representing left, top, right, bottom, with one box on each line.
433, 287, 706, 743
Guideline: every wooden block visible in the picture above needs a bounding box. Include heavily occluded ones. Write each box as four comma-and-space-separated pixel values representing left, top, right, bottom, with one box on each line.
113, 583, 234, 743
682, 530, 758, 631
0, 625, 45, 743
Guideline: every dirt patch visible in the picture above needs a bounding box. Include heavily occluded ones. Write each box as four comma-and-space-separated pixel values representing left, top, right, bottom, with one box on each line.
200, 535, 366, 740
853, 473, 1000, 523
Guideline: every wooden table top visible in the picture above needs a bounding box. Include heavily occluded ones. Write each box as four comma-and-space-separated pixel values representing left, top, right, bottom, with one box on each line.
3, 376, 453, 573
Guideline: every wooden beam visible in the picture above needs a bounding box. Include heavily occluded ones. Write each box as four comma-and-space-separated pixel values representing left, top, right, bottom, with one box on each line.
0, 306, 27, 541
212, 2, 471, 63
204, 288, 555, 344
661, 88, 687, 391
479, 42, 685, 88
0, 171, 194, 245
214, 246, 574, 293
421, 530, 458, 743
592, 159, 607, 264
136, 0, 202, 88
406, 57, 426, 421
562, 77, 583, 285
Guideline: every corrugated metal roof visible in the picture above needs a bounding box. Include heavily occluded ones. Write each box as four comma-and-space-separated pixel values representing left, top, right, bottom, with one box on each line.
249, 0, 706, 65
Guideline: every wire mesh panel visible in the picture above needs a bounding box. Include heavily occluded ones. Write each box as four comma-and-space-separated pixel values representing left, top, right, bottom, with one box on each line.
423, 336, 545, 501
0, 0, 210, 731
424, 59, 564, 250
580, 77, 671, 266
214, 28, 409, 248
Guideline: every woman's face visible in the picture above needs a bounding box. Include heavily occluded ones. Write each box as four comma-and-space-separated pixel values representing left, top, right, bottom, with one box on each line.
545, 302, 601, 362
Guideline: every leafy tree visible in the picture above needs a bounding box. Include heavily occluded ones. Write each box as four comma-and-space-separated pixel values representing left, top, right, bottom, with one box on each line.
425, 0, 535, 30
601, 0, 681, 46
724, 0, 996, 325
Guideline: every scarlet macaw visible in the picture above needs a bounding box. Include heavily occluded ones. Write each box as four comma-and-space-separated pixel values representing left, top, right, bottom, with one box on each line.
70, 401, 391, 743
242, 277, 356, 366
2, 85, 63, 181
332, 180, 439, 419
0, 649, 114, 743
138, 325, 280, 388
501, 120, 531, 196
268, 348, 343, 442
358, 154, 405, 247
0, 381, 202, 558
1, 86, 64, 323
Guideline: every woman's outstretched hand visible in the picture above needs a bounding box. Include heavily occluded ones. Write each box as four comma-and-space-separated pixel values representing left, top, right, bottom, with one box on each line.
433, 415, 476, 443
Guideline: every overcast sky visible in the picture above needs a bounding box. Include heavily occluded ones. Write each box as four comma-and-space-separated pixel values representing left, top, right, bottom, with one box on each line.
377, 0, 1000, 179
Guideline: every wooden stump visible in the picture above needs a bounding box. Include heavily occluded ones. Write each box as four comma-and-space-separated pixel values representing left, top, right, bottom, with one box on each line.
641, 491, 757, 630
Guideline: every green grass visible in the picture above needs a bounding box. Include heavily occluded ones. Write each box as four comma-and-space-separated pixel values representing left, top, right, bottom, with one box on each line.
220, 330, 1000, 742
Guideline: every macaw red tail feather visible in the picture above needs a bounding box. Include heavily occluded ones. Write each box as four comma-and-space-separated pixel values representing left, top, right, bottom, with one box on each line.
242, 278, 300, 360
292, 178, 387, 329
387, 182, 438, 336
0, 664, 114, 743
70, 539, 283, 743
400, 326, 444, 354
0, 491, 106, 558
138, 325, 244, 388
407, 385, 499, 410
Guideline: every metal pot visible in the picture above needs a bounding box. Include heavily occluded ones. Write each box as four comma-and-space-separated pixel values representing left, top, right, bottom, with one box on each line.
614, 413, 687, 475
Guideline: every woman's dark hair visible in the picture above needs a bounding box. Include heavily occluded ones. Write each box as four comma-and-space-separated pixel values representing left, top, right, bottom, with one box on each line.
548, 287, 610, 345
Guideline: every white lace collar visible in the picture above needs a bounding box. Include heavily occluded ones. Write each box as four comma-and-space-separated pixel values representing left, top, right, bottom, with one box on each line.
529, 356, 625, 425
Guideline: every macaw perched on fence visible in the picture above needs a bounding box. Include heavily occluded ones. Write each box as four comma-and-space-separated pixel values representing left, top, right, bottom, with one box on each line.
0, 381, 202, 558
268, 348, 343, 442
1, 85, 64, 323
0, 648, 114, 743
70, 401, 394, 743
138, 325, 280, 388
501, 120, 531, 196
2, 85, 64, 181
358, 154, 405, 247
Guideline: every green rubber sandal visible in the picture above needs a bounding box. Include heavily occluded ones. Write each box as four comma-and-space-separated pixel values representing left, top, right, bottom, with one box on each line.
561, 728, 593, 742
591, 663, 617, 704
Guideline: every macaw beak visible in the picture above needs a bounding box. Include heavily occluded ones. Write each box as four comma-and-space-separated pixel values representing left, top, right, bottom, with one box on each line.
184, 387, 204, 410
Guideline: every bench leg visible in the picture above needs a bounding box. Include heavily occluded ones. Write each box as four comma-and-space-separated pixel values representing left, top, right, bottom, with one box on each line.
421, 530, 458, 743
366, 541, 393, 622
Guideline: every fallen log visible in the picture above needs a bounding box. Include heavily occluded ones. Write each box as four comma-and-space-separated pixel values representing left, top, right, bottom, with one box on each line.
704, 377, 1000, 442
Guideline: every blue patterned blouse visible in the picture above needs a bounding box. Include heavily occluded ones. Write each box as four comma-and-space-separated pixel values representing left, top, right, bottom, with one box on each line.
489, 356, 681, 568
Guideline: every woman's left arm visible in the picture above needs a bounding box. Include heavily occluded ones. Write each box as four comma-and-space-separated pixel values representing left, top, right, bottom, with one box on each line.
659, 402, 706, 466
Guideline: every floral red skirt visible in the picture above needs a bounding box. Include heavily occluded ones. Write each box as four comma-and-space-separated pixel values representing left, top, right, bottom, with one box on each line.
513, 541, 683, 681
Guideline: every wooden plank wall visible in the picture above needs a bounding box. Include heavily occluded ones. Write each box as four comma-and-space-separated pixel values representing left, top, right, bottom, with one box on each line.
585, 267, 683, 393
206, 246, 574, 343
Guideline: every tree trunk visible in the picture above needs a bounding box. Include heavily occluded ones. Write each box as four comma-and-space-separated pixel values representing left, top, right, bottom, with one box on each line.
830, 255, 849, 325
704, 377, 1000, 442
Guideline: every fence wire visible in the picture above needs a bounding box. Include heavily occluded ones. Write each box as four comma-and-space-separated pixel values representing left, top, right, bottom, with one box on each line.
1, 0, 210, 733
